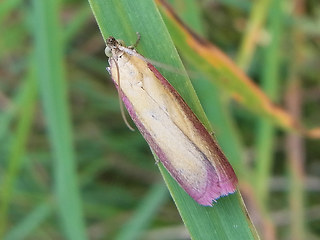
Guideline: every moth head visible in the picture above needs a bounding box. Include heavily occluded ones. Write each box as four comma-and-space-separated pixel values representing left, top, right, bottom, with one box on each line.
105, 36, 125, 57
106, 36, 117, 47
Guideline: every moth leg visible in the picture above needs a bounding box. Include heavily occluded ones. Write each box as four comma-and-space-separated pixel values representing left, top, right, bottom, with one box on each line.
129, 32, 141, 49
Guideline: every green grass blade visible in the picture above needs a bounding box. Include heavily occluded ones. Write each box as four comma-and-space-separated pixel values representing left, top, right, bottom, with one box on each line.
0, 71, 35, 147
255, 0, 284, 204
4, 202, 51, 240
115, 183, 169, 240
0, 70, 37, 238
236, 0, 272, 70
88, 0, 258, 239
63, 4, 92, 44
31, 0, 87, 239
250, 0, 285, 238
286, 1, 306, 239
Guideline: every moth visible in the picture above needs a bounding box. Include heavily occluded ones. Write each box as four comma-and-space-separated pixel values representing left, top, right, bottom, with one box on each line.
105, 36, 237, 206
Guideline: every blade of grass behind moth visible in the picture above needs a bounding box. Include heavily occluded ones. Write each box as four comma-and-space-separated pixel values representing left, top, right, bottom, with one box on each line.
31, 0, 87, 239
285, 0, 307, 238
0, 71, 36, 147
286, 80, 306, 240
253, 0, 284, 238
0, 4, 92, 238
63, 4, 92, 44
115, 183, 169, 240
4, 202, 51, 240
236, 0, 272, 71
88, 0, 258, 239
0, 67, 37, 238
156, 0, 320, 137
255, 0, 283, 207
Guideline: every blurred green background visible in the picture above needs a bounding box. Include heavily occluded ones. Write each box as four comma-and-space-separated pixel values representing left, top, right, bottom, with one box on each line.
1, 0, 320, 239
